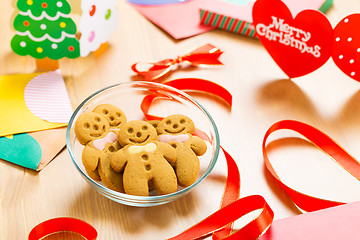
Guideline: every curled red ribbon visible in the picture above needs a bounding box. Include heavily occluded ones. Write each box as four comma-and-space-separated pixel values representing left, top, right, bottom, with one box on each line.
263, 120, 360, 212
140, 78, 232, 122
131, 44, 223, 80
28, 217, 97, 240
168, 147, 273, 240
141, 85, 274, 239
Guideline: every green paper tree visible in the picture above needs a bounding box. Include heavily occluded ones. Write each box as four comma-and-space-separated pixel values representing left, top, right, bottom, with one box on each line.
11, 0, 80, 60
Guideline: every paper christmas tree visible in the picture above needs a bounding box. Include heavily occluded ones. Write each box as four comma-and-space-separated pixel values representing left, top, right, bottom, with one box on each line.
11, 0, 80, 60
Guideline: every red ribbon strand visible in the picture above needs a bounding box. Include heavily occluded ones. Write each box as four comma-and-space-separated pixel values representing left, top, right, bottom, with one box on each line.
29, 119, 360, 239
140, 78, 232, 121
262, 120, 360, 212
141, 85, 274, 239
28, 217, 97, 240
132, 44, 223, 80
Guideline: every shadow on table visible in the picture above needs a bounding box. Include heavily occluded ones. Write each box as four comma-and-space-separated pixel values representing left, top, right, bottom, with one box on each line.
333, 89, 360, 127
256, 79, 319, 120
68, 184, 199, 234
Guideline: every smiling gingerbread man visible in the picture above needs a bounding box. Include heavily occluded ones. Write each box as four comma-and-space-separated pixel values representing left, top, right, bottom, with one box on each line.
156, 114, 207, 187
111, 120, 177, 196
74, 105, 126, 192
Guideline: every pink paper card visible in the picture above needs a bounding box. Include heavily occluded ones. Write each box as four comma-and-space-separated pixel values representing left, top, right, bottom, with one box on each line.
260, 201, 360, 240
128, 0, 214, 39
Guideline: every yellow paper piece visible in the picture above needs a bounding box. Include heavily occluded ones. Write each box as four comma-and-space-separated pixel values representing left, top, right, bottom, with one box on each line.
0, 73, 67, 137
4, 135, 13, 139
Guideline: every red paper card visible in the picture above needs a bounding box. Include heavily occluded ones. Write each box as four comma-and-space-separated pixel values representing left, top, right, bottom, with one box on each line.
252, 0, 334, 78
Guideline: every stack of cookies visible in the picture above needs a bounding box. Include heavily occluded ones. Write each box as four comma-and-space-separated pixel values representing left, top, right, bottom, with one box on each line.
74, 104, 207, 196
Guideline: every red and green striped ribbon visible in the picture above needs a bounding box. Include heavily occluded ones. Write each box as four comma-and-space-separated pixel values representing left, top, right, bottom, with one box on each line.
200, 9, 257, 38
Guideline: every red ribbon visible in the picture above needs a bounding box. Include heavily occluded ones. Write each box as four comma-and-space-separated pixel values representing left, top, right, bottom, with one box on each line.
131, 44, 223, 80
262, 120, 360, 212
141, 84, 274, 239
168, 147, 274, 240
28, 119, 360, 239
28, 217, 97, 240
140, 78, 232, 122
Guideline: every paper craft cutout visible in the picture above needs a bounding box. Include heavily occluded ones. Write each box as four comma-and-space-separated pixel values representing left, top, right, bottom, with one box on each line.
332, 14, 360, 82
260, 201, 360, 240
0, 127, 66, 171
24, 69, 73, 123
79, 0, 119, 57
252, 0, 333, 78
0, 70, 71, 137
35, 57, 60, 70
127, 0, 190, 5
30, 127, 67, 170
128, 0, 214, 39
11, 0, 80, 60
0, 133, 42, 170
200, 0, 333, 38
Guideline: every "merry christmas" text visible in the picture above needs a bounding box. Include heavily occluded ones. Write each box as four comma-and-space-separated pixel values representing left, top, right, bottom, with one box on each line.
256, 16, 321, 58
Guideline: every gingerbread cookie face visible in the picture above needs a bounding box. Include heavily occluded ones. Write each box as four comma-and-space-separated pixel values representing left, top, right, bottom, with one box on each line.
118, 120, 157, 146
93, 104, 127, 128
157, 114, 195, 135
75, 112, 110, 145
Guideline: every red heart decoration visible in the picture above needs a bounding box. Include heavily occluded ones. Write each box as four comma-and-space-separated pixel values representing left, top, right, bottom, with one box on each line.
252, 0, 333, 78
332, 14, 360, 82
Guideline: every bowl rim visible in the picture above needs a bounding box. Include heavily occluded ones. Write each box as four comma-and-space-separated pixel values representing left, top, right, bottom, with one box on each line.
66, 81, 220, 202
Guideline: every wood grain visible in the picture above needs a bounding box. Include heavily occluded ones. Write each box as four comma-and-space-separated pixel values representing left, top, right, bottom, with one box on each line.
1, 1, 360, 239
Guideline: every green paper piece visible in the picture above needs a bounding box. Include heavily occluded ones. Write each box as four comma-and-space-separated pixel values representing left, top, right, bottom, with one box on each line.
0, 133, 42, 170
11, 0, 80, 59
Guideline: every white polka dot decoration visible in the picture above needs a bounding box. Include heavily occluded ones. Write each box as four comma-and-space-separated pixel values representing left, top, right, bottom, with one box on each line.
332, 13, 360, 82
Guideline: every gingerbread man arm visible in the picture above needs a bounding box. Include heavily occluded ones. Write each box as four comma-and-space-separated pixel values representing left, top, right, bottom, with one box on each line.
110, 148, 128, 172
157, 142, 177, 164
82, 144, 103, 171
190, 136, 207, 156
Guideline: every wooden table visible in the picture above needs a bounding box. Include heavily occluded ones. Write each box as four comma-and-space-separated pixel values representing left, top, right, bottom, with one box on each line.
1, 1, 360, 239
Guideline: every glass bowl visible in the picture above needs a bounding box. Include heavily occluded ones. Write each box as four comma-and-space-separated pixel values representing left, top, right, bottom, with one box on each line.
66, 81, 220, 207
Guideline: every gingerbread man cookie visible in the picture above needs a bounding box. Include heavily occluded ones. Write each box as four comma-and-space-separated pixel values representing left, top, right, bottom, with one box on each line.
75, 105, 127, 185
93, 104, 127, 130
111, 120, 177, 196
75, 112, 110, 145
157, 114, 207, 187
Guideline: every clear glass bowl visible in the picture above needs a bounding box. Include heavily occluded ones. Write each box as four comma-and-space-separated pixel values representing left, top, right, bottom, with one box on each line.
66, 81, 220, 207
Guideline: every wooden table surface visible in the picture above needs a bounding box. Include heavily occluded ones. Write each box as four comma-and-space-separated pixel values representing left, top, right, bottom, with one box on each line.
2, 1, 360, 239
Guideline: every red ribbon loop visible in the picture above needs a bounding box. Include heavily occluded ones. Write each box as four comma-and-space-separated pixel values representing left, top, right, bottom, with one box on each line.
262, 120, 360, 212
132, 44, 223, 80
28, 217, 97, 240
168, 195, 273, 240
140, 78, 232, 122
141, 85, 273, 239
